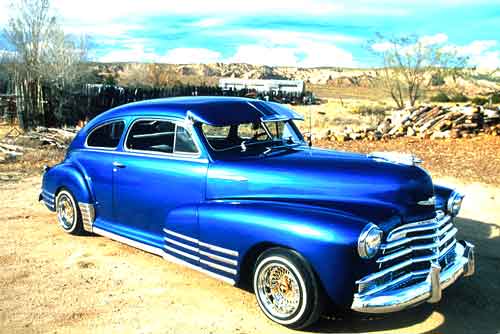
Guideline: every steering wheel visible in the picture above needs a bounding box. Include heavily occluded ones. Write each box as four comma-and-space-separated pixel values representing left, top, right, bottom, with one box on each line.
251, 132, 268, 141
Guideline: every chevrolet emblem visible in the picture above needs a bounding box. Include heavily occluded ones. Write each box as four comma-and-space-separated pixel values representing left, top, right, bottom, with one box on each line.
418, 196, 436, 206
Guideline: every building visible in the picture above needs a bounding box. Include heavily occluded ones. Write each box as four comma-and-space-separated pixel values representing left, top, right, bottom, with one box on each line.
219, 78, 304, 95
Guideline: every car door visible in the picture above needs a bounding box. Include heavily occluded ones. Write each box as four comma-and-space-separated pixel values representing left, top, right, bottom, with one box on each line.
74, 119, 126, 223
112, 117, 208, 250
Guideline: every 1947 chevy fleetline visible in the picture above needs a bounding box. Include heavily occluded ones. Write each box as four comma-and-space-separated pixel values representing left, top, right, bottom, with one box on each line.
40, 97, 475, 329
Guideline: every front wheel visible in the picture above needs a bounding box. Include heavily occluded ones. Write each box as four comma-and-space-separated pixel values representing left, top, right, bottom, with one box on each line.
253, 248, 324, 329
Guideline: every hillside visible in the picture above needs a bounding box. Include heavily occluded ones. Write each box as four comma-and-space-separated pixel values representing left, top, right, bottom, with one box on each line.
93, 63, 500, 97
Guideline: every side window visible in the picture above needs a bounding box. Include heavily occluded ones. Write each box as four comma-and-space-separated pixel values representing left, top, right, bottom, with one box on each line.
126, 120, 175, 153
174, 126, 198, 154
86, 121, 125, 148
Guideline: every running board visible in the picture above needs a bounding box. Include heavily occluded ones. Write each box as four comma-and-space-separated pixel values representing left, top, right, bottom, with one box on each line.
92, 227, 236, 285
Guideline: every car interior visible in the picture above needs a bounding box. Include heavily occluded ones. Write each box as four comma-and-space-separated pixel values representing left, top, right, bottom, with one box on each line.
125, 120, 197, 154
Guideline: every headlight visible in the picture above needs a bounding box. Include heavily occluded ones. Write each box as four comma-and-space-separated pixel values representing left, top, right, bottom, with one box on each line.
447, 191, 464, 216
357, 223, 383, 259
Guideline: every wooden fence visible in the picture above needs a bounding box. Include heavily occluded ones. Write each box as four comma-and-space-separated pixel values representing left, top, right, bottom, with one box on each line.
1, 82, 310, 127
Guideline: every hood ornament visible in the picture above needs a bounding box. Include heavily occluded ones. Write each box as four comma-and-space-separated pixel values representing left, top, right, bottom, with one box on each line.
368, 152, 422, 166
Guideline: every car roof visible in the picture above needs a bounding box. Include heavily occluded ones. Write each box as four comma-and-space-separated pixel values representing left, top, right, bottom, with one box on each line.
86, 96, 304, 128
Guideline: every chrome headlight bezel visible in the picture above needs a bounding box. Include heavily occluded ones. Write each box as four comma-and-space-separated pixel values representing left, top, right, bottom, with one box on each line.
357, 223, 383, 259
447, 191, 464, 216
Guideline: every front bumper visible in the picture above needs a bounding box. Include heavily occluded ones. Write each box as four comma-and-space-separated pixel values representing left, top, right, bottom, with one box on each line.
351, 240, 475, 313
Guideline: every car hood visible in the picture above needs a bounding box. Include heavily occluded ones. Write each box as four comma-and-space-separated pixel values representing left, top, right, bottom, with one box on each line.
206, 147, 436, 227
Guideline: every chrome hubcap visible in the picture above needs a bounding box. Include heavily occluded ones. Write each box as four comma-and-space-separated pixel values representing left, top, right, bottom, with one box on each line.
257, 263, 301, 318
57, 194, 75, 229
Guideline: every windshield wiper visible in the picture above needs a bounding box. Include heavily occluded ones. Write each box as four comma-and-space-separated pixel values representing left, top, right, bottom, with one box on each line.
262, 142, 301, 155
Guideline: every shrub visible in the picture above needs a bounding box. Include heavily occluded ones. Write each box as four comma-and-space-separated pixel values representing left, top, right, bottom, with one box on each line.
450, 93, 469, 103
430, 92, 450, 102
430, 73, 445, 86
471, 96, 488, 105
490, 92, 500, 104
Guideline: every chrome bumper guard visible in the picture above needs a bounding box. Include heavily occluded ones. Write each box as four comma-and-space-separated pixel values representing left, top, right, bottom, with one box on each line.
351, 240, 475, 313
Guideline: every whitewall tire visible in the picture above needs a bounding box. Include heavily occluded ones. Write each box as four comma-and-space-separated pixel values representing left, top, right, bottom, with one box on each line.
253, 248, 324, 329
55, 189, 83, 235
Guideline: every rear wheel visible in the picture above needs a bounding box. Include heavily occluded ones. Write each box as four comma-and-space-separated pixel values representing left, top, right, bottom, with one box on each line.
253, 248, 324, 329
55, 189, 83, 235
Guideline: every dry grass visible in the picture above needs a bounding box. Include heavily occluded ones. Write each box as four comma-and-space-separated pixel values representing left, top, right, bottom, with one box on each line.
317, 135, 500, 186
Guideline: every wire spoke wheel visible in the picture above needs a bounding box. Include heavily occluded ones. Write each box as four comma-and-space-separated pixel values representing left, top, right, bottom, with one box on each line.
257, 263, 301, 318
57, 192, 76, 230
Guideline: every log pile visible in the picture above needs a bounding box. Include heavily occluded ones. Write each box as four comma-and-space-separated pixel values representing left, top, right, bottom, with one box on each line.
0, 127, 77, 163
324, 105, 500, 142
26, 127, 78, 149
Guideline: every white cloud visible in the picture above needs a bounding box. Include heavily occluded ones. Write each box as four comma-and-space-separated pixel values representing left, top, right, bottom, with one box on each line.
445, 40, 500, 69
226, 42, 356, 68
191, 18, 225, 28
299, 43, 355, 67
99, 46, 221, 64
419, 33, 448, 46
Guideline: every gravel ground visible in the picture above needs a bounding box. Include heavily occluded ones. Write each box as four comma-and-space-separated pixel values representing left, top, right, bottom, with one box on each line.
1, 135, 500, 333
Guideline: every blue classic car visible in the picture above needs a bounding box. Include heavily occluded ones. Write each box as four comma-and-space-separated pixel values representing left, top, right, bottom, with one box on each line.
40, 97, 475, 329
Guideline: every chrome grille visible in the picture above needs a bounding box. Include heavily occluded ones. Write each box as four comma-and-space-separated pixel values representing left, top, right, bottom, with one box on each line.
357, 210, 458, 295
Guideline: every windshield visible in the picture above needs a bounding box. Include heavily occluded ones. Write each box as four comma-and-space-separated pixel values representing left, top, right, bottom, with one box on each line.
201, 120, 304, 154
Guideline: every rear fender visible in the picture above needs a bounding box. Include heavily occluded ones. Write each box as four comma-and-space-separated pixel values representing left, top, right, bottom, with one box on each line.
42, 162, 92, 210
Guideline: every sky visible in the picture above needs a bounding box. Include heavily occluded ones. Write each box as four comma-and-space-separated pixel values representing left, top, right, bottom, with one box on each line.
0, 0, 499, 68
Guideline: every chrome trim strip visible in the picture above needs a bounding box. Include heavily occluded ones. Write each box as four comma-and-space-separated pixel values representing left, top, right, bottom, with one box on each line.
165, 245, 200, 261
165, 237, 199, 252
357, 252, 441, 284
93, 227, 165, 257
382, 222, 454, 251
42, 200, 55, 209
42, 196, 55, 204
199, 242, 239, 257
208, 170, 248, 182
83, 149, 209, 164
417, 196, 436, 206
42, 189, 55, 197
79, 202, 95, 233
352, 241, 474, 313
387, 213, 449, 242
163, 253, 236, 285
163, 228, 199, 244
200, 259, 237, 275
200, 250, 238, 266
376, 247, 413, 264
439, 238, 457, 257
92, 227, 236, 285
163, 228, 239, 257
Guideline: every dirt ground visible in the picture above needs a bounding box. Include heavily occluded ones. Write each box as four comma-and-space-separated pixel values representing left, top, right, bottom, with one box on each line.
1, 172, 499, 333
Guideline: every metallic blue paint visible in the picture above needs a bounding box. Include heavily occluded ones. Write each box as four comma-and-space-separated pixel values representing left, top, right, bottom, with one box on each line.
40, 97, 465, 311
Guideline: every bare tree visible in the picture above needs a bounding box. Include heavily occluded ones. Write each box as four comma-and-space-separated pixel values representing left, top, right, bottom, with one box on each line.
370, 34, 467, 108
3, 0, 88, 129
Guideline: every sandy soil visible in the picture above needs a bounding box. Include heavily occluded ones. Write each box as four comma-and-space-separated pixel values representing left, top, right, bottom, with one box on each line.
0, 175, 499, 334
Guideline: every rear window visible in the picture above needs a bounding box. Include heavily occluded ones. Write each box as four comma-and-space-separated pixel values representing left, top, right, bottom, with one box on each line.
86, 121, 125, 148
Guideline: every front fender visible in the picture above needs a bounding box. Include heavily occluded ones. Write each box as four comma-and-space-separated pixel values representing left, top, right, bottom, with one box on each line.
42, 162, 92, 209
198, 200, 370, 307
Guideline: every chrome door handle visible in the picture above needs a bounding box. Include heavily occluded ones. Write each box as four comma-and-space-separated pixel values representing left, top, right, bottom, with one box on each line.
112, 161, 126, 168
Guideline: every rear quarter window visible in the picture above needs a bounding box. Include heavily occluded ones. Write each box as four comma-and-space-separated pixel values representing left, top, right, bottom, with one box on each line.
86, 121, 125, 148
